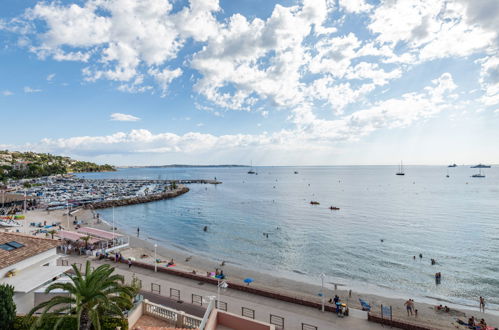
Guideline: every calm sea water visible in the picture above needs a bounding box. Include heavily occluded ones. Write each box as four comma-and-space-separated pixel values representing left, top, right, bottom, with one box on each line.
77, 166, 499, 309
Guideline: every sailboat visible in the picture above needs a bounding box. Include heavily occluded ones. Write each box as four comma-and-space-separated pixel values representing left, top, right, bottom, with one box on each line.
471, 168, 485, 178
396, 161, 405, 176
247, 161, 256, 174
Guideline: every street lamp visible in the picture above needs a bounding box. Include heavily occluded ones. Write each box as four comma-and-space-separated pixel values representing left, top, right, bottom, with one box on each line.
66, 200, 69, 230
154, 244, 157, 272
112, 206, 115, 241
320, 273, 325, 312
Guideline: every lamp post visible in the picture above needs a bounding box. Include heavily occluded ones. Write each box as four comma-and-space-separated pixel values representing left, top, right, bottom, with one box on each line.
154, 244, 157, 272
112, 206, 115, 241
23, 191, 27, 234
66, 200, 69, 230
217, 280, 228, 309
320, 273, 325, 312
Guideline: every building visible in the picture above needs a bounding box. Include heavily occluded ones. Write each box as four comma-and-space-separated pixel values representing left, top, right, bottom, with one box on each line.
0, 232, 70, 314
13, 161, 31, 171
128, 298, 275, 330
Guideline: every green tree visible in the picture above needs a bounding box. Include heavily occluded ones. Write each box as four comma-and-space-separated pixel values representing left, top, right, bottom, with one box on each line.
0, 283, 16, 330
81, 235, 91, 249
28, 261, 134, 330
48, 229, 57, 239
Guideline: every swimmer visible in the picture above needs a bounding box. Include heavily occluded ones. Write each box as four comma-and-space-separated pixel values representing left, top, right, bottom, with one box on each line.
203, 226, 208, 232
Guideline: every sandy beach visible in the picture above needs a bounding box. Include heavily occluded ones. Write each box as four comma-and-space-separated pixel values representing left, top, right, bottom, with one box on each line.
18, 208, 499, 330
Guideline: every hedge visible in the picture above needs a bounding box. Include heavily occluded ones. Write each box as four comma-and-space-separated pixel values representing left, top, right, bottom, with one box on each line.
14, 315, 128, 330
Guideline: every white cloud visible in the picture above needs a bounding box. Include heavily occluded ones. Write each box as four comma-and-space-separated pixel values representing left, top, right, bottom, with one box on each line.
46, 73, 56, 81
148, 67, 182, 97
1, 90, 13, 96
12, 73, 459, 160
24, 86, 42, 93
477, 56, 499, 106
110, 113, 141, 122
338, 0, 373, 13
368, 0, 497, 63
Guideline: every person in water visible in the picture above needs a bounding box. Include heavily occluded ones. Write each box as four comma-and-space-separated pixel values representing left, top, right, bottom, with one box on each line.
431, 258, 436, 265
419, 253, 423, 259
480, 296, 485, 312
203, 226, 208, 232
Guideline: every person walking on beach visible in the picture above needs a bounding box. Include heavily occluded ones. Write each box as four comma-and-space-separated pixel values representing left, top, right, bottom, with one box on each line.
404, 299, 413, 316
137, 227, 140, 237
480, 296, 485, 312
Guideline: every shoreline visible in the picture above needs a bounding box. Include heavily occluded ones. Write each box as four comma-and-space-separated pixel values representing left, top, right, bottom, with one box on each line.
23, 208, 499, 329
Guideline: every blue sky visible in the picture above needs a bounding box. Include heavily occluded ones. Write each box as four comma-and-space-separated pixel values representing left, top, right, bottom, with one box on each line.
0, 0, 498, 166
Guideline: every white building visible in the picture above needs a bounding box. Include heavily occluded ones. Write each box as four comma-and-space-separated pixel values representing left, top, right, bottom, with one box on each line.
0, 232, 70, 314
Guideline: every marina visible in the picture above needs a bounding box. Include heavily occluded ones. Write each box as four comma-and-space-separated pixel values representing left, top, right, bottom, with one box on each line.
2, 177, 221, 210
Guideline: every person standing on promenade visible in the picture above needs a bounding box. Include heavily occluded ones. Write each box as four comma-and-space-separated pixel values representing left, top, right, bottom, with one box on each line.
480, 296, 485, 312
128, 259, 132, 269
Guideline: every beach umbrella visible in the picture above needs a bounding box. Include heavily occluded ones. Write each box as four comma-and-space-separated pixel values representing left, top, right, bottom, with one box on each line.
243, 278, 254, 285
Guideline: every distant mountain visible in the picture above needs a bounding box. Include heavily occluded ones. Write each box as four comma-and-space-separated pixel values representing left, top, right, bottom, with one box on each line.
119, 164, 248, 168
0, 150, 115, 181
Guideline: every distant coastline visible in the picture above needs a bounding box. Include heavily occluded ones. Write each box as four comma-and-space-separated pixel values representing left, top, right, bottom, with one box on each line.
118, 164, 248, 168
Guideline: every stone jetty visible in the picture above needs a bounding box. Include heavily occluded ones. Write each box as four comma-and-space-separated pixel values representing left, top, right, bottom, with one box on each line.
84, 186, 190, 209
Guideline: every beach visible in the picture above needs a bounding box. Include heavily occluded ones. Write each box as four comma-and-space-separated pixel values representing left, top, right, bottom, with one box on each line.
22, 207, 499, 330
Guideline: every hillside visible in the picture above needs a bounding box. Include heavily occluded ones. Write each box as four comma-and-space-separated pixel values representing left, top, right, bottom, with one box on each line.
0, 150, 115, 181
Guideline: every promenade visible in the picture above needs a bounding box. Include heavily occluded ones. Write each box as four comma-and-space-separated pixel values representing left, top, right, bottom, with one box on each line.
62, 255, 383, 330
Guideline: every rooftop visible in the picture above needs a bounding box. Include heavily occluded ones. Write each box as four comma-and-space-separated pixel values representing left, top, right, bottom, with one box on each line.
0, 232, 59, 270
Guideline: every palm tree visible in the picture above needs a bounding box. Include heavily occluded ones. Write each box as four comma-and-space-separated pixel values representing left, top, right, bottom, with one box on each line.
48, 229, 57, 239
28, 261, 134, 330
81, 235, 91, 249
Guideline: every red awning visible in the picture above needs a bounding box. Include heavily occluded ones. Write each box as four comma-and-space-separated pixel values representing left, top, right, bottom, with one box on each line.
77, 227, 123, 240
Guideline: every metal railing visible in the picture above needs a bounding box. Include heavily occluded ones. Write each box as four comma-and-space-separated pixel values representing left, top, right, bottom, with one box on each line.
242, 307, 255, 319
151, 283, 161, 294
302, 323, 318, 330
216, 300, 227, 311
170, 288, 180, 300
192, 293, 203, 306
270, 314, 285, 329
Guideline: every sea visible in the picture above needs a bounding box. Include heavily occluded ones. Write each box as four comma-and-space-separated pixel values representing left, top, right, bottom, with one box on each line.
76, 165, 499, 311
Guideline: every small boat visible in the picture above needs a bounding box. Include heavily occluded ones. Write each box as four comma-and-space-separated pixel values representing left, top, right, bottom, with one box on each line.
448, 164, 457, 167
247, 161, 256, 174
471, 164, 491, 168
329, 206, 340, 210
396, 161, 405, 176
471, 169, 485, 178
310, 201, 320, 205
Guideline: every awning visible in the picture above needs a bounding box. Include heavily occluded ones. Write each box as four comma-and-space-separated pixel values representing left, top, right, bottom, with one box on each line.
77, 227, 123, 240
0, 265, 72, 293
57, 230, 100, 243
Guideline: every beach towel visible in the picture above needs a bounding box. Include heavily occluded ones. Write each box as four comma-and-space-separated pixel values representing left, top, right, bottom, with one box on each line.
359, 298, 371, 311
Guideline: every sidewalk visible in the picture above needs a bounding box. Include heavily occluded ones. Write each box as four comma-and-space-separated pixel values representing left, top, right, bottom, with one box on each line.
62, 255, 383, 330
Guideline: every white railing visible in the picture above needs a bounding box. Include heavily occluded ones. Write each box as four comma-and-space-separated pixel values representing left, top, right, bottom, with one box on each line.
143, 299, 202, 329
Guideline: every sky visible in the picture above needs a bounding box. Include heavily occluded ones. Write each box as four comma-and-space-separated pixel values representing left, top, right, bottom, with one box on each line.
0, 0, 498, 166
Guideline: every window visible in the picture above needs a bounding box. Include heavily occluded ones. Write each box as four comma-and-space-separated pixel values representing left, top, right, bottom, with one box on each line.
6, 241, 24, 249
0, 241, 25, 251
0, 244, 15, 251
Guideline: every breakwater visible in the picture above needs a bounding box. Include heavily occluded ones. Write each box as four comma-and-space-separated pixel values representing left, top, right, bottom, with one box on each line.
85, 186, 190, 209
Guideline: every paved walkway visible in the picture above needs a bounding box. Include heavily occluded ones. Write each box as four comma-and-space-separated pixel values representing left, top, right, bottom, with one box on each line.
63, 255, 383, 330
